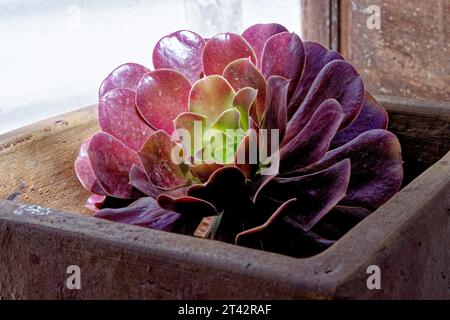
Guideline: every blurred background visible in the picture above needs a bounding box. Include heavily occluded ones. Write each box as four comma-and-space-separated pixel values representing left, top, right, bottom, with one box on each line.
0, 0, 301, 134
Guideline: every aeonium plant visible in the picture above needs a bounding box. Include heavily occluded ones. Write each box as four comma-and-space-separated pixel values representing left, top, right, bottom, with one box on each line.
75, 23, 403, 257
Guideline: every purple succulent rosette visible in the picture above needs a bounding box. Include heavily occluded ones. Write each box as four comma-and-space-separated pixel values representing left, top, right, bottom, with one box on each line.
75, 23, 403, 258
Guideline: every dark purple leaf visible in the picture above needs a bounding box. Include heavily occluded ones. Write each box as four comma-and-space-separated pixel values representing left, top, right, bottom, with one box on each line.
260, 159, 351, 231
288, 41, 344, 118
280, 99, 343, 172
284, 129, 403, 210
284, 60, 364, 144
94, 197, 180, 231
332, 91, 388, 148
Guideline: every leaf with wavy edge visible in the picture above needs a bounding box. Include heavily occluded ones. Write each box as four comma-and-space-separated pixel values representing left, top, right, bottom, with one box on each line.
95, 197, 181, 231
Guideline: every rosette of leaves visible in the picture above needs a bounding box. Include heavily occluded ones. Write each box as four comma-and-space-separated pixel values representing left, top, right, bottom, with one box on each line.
75, 23, 403, 257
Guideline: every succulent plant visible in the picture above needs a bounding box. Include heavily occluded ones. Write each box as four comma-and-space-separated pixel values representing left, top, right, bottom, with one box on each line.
75, 23, 403, 257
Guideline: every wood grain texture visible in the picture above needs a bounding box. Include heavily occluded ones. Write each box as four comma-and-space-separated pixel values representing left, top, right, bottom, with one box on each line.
340, 0, 450, 101
0, 106, 98, 215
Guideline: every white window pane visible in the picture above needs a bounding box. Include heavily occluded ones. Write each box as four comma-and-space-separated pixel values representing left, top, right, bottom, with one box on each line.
0, 0, 301, 134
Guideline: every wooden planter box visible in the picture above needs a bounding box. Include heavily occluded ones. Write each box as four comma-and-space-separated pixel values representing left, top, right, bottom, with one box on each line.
0, 95, 449, 299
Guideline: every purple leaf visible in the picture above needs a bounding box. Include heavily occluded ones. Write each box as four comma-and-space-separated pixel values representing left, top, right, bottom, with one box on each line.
262, 75, 290, 142
261, 32, 305, 97
242, 23, 288, 68
136, 69, 191, 134
288, 41, 344, 118
202, 33, 257, 76
99, 63, 150, 98
280, 99, 343, 172
87, 132, 143, 199
94, 197, 181, 231
98, 88, 154, 151
285, 129, 403, 210
187, 166, 248, 212
285, 60, 364, 144
332, 91, 388, 148
153, 30, 206, 83
84, 194, 107, 212
190, 163, 224, 183
129, 164, 162, 198
260, 159, 351, 231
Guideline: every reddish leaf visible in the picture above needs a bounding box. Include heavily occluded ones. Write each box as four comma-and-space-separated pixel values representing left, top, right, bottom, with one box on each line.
153, 30, 206, 83
75, 138, 107, 195
261, 32, 305, 97
99, 63, 150, 98
332, 91, 388, 148
98, 88, 154, 151
138, 130, 189, 190
242, 23, 288, 68
223, 58, 266, 123
87, 132, 143, 198
136, 69, 191, 134
202, 33, 256, 76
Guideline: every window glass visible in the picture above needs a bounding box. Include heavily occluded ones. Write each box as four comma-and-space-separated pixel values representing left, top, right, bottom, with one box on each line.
0, 0, 301, 134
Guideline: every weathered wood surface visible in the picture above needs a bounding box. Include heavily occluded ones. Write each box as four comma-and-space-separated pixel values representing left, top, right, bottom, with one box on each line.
339, 0, 450, 101
0, 106, 98, 216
